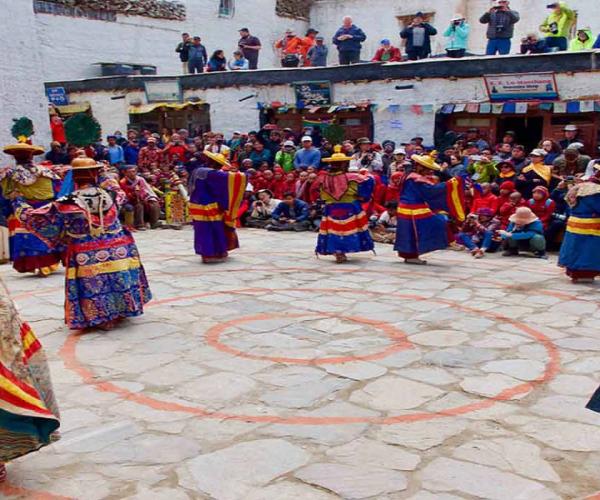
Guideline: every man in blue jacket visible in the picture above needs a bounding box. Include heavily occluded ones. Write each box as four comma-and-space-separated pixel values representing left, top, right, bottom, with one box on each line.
332, 16, 367, 65
267, 192, 311, 231
499, 206, 546, 258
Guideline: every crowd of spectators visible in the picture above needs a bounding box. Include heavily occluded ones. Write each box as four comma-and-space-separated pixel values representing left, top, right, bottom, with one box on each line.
44, 122, 600, 259
175, 3, 600, 72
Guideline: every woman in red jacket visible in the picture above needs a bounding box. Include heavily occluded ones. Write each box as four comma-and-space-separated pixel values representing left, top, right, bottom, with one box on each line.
528, 186, 556, 230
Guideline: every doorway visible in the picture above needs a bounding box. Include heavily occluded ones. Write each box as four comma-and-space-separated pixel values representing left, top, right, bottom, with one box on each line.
497, 116, 544, 152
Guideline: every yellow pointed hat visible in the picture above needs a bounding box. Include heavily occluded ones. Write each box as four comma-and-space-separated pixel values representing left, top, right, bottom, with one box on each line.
411, 154, 442, 172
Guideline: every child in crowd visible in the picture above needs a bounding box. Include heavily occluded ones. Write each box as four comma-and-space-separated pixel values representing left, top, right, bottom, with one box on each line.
457, 208, 501, 258
528, 186, 556, 230
370, 201, 398, 244
498, 191, 525, 229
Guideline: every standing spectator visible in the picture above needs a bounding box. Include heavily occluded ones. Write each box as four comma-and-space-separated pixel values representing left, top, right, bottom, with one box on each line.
401, 12, 438, 60
238, 28, 262, 70
119, 166, 161, 230
188, 36, 207, 74
468, 149, 498, 183
45, 141, 69, 165
540, 2, 575, 52
175, 33, 192, 74
559, 124, 582, 150
520, 33, 547, 54
50, 115, 66, 145
480, 0, 520, 56
307, 36, 329, 67
294, 137, 321, 170
301, 29, 319, 66
510, 145, 530, 173
381, 141, 396, 176
228, 50, 249, 70
569, 28, 595, 51
204, 133, 231, 159
207, 50, 227, 72
540, 139, 562, 165
443, 14, 470, 58
465, 128, 490, 151
275, 29, 304, 67
332, 16, 367, 65
123, 138, 140, 166
164, 134, 189, 164
106, 135, 124, 166
372, 39, 402, 62
350, 138, 383, 173
275, 141, 297, 173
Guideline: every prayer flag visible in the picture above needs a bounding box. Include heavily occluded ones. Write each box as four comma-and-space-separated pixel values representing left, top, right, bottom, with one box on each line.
465, 103, 479, 113
515, 102, 528, 114
553, 102, 567, 113
502, 102, 516, 113
566, 101, 580, 114
579, 100, 595, 113
479, 103, 492, 114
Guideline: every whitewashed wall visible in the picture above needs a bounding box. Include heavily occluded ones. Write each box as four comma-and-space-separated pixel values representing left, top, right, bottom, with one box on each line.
64, 68, 600, 146
35, 0, 309, 81
311, 0, 600, 58
0, 0, 51, 161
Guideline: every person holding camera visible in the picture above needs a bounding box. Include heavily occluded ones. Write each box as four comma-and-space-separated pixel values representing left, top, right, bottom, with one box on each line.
443, 14, 470, 58
400, 12, 438, 61
540, 2, 575, 52
520, 33, 547, 54
350, 138, 383, 173
275, 29, 304, 67
480, 0, 520, 55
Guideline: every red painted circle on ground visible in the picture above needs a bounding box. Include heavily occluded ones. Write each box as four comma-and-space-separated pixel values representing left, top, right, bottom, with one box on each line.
205, 312, 412, 365
59, 287, 562, 425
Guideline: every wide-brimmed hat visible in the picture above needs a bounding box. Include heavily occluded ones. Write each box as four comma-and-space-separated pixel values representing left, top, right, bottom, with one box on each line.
71, 156, 103, 170
509, 207, 539, 225
322, 145, 353, 163
356, 137, 371, 145
204, 150, 231, 167
3, 140, 45, 157
451, 13, 465, 21
411, 154, 442, 172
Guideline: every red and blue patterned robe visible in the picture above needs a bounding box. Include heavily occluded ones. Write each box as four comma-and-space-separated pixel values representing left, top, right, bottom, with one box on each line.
12, 187, 151, 329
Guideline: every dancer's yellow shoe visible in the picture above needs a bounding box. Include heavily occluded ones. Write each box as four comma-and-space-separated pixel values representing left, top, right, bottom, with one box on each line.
38, 263, 59, 277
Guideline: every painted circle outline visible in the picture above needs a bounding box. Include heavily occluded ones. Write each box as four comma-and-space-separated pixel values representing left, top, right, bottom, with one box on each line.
205, 311, 412, 365
59, 287, 561, 425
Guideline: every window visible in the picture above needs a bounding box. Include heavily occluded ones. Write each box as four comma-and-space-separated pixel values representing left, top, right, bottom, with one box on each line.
396, 12, 435, 29
276, 0, 312, 21
219, 0, 234, 18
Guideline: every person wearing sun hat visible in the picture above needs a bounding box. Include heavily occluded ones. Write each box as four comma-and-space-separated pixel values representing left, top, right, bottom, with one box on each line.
188, 150, 246, 263
312, 146, 375, 263
394, 153, 466, 265
12, 154, 152, 330
1, 118, 62, 276
558, 162, 600, 283
497, 206, 546, 258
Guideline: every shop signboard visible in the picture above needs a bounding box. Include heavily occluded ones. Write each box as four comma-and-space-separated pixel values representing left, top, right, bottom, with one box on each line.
294, 81, 333, 107
46, 87, 69, 106
484, 73, 558, 101
144, 79, 182, 103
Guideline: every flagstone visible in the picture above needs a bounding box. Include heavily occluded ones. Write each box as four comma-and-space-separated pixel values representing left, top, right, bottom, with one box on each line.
350, 376, 444, 410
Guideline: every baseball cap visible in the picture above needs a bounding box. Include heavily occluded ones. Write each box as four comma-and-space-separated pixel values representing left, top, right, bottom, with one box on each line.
239, 27, 249, 32
564, 124, 579, 131
380, 39, 391, 45
301, 136, 313, 142
284, 140, 295, 147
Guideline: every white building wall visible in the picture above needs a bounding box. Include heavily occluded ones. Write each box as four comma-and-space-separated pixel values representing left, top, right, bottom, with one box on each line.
63, 69, 600, 147
34, 0, 308, 81
0, 0, 51, 161
310, 0, 600, 58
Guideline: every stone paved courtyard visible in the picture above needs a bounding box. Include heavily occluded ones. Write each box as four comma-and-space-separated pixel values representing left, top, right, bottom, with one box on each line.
2, 227, 600, 500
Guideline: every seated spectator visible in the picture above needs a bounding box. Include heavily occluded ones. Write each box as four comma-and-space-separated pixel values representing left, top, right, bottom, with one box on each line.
540, 1, 575, 52
294, 137, 322, 170
275, 141, 296, 173
119, 165, 161, 230
389, 148, 408, 175
497, 180, 516, 208
228, 50, 249, 70
553, 145, 591, 178
457, 208, 501, 258
266, 192, 311, 231
370, 201, 398, 244
306, 36, 329, 67
495, 142, 513, 161
499, 207, 546, 258
540, 139, 562, 165
248, 189, 280, 228
372, 39, 402, 62
569, 27, 595, 51
495, 161, 517, 184
471, 182, 499, 214
528, 186, 556, 231
45, 141, 69, 165
445, 153, 467, 177
444, 14, 470, 58
271, 168, 286, 199
520, 33, 547, 54
138, 137, 163, 172
207, 50, 227, 72
401, 12, 438, 60
250, 142, 272, 168
498, 191, 525, 229
468, 149, 498, 183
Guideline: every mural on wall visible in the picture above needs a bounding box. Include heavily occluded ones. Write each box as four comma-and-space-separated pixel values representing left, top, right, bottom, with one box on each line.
33, 0, 186, 21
